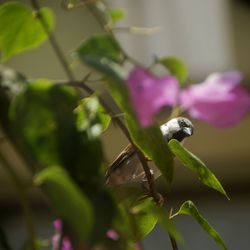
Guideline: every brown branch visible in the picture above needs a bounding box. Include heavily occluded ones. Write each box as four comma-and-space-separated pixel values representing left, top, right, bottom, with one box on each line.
30, 0, 75, 82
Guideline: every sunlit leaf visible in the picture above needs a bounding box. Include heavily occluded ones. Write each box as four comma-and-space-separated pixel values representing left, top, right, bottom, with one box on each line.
108, 9, 126, 24
0, 2, 54, 61
168, 139, 229, 199
175, 201, 227, 250
76, 34, 123, 63
75, 95, 111, 137
0, 65, 27, 95
157, 56, 188, 85
35, 166, 93, 242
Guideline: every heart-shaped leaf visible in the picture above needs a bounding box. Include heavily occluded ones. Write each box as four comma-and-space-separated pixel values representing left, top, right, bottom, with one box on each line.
0, 2, 54, 60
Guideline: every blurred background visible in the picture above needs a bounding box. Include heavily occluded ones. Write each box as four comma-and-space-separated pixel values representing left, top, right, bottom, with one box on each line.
1, 0, 250, 249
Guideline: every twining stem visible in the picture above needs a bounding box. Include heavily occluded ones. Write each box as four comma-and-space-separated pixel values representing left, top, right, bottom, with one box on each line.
169, 208, 179, 250
30, 0, 75, 82
30, 0, 161, 204
0, 152, 36, 250
169, 236, 179, 250
61, 78, 162, 205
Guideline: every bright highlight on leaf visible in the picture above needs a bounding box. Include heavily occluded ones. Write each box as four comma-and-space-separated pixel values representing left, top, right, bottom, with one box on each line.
0, 2, 54, 61
175, 201, 227, 250
75, 96, 111, 137
35, 166, 93, 242
168, 139, 229, 199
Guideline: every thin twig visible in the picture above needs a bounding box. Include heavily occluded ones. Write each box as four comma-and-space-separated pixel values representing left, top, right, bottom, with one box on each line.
169, 208, 179, 250
30, 0, 161, 205
169, 236, 178, 250
86, 3, 140, 65
30, 0, 75, 82
0, 152, 36, 250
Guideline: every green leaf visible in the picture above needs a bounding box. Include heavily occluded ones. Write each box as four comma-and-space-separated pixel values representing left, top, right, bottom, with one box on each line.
153, 207, 183, 243
0, 2, 54, 61
77, 55, 174, 185
10, 80, 79, 167
176, 201, 227, 250
76, 34, 123, 63
75, 95, 111, 137
10, 80, 103, 185
126, 118, 174, 186
157, 57, 188, 85
168, 139, 229, 199
108, 9, 126, 24
114, 198, 158, 241
34, 166, 93, 242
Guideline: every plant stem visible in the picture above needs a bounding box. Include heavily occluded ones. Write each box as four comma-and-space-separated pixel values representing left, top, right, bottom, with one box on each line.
61, 78, 162, 205
86, 3, 140, 65
30, 0, 161, 205
30, 0, 75, 82
169, 208, 179, 250
169, 236, 178, 250
0, 152, 36, 250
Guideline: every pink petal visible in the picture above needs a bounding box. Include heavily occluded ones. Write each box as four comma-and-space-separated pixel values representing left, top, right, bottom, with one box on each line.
106, 229, 119, 240
181, 71, 250, 127
52, 220, 73, 250
128, 66, 179, 127
53, 219, 62, 232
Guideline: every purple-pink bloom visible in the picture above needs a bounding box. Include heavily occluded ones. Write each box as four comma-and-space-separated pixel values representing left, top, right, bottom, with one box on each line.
127, 66, 179, 127
180, 71, 250, 127
52, 219, 73, 250
106, 229, 119, 240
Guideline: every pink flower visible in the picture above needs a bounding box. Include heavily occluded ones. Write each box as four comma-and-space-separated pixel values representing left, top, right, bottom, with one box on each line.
127, 66, 179, 127
180, 71, 250, 127
52, 219, 73, 250
106, 229, 119, 240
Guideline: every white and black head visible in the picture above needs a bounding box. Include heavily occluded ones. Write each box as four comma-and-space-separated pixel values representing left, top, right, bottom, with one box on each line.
160, 117, 194, 142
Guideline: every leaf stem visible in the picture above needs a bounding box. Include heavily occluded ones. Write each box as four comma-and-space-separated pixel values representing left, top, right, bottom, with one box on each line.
0, 152, 36, 250
30, 0, 75, 82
